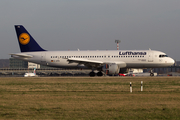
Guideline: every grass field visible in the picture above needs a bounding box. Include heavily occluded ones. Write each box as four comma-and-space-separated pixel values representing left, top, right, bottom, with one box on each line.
0, 77, 180, 120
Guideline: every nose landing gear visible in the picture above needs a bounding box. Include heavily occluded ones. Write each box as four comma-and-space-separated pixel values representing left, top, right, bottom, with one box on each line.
150, 69, 154, 76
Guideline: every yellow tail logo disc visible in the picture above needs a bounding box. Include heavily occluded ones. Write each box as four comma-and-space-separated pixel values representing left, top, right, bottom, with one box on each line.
19, 33, 30, 45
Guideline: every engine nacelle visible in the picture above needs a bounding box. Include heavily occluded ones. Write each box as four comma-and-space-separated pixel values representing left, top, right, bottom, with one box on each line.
103, 63, 119, 75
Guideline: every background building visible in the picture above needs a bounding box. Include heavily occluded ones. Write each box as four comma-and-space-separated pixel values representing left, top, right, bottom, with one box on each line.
9, 58, 55, 69
28, 62, 40, 69
9, 58, 28, 69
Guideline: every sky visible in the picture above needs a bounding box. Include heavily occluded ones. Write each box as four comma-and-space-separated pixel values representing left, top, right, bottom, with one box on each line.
0, 0, 180, 60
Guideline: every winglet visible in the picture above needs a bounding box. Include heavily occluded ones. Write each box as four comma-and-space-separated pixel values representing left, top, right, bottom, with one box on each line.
15, 25, 46, 52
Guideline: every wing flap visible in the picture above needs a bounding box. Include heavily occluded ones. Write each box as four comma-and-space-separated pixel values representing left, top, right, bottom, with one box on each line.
68, 58, 103, 64
67, 58, 126, 68
67, 58, 103, 68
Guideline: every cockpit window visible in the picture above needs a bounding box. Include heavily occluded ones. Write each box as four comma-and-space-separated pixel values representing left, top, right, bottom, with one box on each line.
159, 55, 168, 58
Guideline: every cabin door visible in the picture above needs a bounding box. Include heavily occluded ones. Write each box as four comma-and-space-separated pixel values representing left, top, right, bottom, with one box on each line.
41, 53, 47, 65
148, 52, 153, 62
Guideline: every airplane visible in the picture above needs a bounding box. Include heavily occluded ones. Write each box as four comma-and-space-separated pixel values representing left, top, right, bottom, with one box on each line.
10, 25, 175, 77
24, 68, 37, 77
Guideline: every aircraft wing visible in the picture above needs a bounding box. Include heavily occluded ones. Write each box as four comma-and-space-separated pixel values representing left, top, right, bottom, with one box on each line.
67, 58, 126, 68
9, 53, 33, 58
67, 58, 104, 68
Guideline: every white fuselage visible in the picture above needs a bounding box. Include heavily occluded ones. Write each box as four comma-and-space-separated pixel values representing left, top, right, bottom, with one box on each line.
24, 73, 36, 77
13, 50, 175, 69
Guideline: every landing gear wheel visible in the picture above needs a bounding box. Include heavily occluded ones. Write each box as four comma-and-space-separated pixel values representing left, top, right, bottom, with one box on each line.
150, 73, 154, 76
89, 72, 95, 77
97, 72, 103, 76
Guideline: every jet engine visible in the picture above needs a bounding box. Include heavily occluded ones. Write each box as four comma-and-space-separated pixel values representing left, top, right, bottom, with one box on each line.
102, 63, 119, 75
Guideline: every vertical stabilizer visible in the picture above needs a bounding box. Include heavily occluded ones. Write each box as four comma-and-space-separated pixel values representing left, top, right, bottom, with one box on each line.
34, 68, 36, 75
15, 25, 46, 52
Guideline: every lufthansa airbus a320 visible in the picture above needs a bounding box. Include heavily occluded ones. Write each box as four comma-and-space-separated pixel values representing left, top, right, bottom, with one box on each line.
10, 25, 175, 76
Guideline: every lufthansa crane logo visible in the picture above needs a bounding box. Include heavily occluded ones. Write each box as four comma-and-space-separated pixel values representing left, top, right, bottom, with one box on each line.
19, 33, 30, 45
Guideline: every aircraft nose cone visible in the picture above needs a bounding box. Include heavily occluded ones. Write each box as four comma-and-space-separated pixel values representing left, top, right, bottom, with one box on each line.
170, 58, 175, 65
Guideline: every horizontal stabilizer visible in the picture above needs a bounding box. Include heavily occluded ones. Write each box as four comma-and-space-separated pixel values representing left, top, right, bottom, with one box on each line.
10, 53, 33, 58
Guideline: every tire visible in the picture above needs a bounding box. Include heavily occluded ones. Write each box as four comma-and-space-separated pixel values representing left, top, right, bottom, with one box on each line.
89, 72, 95, 77
150, 73, 154, 76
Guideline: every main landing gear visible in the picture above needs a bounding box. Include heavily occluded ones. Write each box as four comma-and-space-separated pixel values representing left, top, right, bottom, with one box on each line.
89, 71, 103, 77
97, 71, 103, 76
89, 71, 95, 77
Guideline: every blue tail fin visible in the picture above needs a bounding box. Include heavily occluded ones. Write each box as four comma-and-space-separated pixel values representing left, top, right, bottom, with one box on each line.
15, 25, 46, 52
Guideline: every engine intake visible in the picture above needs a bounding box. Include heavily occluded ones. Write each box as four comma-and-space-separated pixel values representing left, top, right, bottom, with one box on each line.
103, 63, 119, 75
